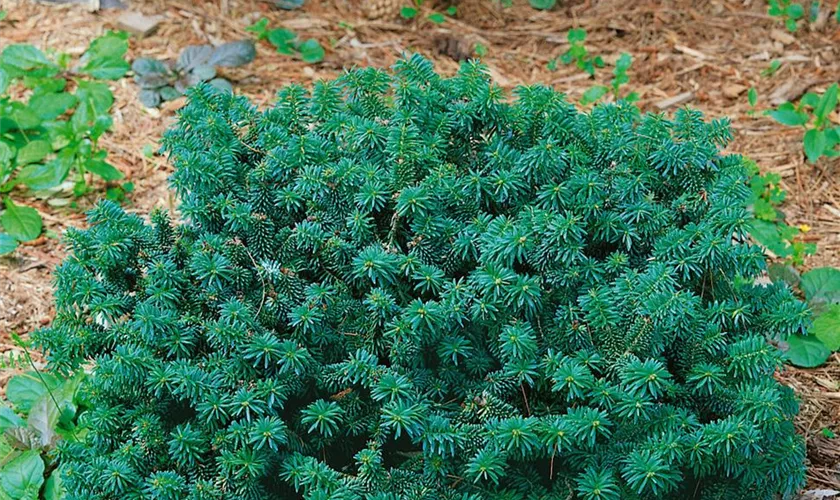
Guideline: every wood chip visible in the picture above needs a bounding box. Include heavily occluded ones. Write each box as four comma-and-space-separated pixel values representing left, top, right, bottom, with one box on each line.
674, 45, 708, 60
116, 11, 164, 38
770, 29, 797, 46
723, 84, 748, 99
655, 91, 694, 109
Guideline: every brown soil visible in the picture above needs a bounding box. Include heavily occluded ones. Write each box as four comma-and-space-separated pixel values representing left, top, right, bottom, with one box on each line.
1, 0, 839, 491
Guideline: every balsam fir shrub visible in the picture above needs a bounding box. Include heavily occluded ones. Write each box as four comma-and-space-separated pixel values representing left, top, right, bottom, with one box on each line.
35, 55, 808, 499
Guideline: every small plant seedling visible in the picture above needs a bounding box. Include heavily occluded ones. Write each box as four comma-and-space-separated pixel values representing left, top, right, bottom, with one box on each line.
474, 43, 488, 58
132, 40, 255, 108
249, 18, 325, 64
428, 12, 446, 24
768, 0, 806, 31
401, 6, 418, 18
822, 428, 837, 439
548, 28, 604, 76
769, 83, 840, 163
762, 60, 782, 77
782, 266, 840, 367
746, 160, 816, 266
579, 52, 637, 106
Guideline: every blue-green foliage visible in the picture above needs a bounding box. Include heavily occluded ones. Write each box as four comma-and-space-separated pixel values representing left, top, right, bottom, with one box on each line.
35, 55, 808, 499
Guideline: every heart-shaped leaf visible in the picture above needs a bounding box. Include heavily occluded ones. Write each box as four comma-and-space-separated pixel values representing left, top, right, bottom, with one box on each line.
0, 451, 44, 499
801, 267, 840, 306
85, 159, 123, 181
0, 198, 42, 242
784, 334, 831, 368
15, 141, 51, 166
15, 153, 72, 191
811, 304, 840, 351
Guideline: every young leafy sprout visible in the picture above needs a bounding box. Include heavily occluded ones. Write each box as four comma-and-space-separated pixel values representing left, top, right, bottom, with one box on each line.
36, 56, 808, 498
767, 0, 805, 32
580, 52, 637, 106
248, 18, 325, 63
549, 28, 604, 75
769, 83, 839, 163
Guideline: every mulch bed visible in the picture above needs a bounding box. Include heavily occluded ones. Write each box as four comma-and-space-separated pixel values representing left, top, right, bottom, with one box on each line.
1, 0, 839, 491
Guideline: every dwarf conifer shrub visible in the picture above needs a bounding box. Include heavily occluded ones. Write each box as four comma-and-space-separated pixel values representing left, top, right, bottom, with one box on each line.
36, 56, 808, 499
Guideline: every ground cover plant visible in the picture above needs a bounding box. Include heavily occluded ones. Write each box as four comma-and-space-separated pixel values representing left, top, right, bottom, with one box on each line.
31, 56, 809, 498
132, 40, 256, 108
0, 31, 129, 254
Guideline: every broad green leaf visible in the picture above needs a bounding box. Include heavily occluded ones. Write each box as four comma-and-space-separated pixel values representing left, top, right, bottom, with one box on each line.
0, 451, 44, 500
15, 152, 72, 191
43, 473, 62, 500
5, 372, 59, 413
0, 143, 14, 171
28, 92, 77, 120
580, 85, 608, 105
0, 45, 56, 78
400, 7, 417, 18
814, 83, 838, 123
769, 107, 808, 126
748, 218, 791, 257
267, 29, 296, 55
0, 405, 24, 431
428, 12, 446, 24
15, 140, 51, 165
85, 159, 123, 181
784, 334, 831, 368
801, 92, 821, 108
27, 372, 83, 448
298, 39, 325, 64
748, 87, 757, 107
804, 128, 826, 163
530, 0, 557, 10
0, 234, 16, 255
801, 267, 840, 305
811, 304, 840, 351
77, 31, 130, 80
71, 81, 113, 133
0, 68, 8, 95
0, 198, 42, 242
